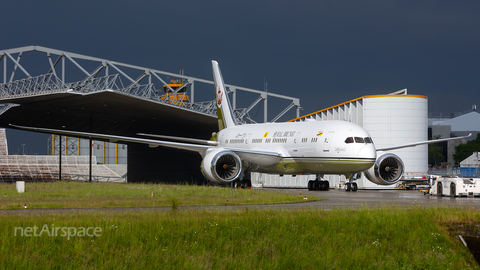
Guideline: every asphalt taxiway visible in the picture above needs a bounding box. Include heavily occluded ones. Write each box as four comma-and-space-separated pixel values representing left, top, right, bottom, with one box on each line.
262, 188, 480, 210
2, 188, 480, 215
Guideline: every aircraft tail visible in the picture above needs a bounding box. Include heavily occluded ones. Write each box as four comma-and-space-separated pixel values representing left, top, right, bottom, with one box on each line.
212, 60, 236, 130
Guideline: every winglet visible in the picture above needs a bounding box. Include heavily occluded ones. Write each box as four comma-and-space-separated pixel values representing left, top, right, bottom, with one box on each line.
212, 60, 236, 130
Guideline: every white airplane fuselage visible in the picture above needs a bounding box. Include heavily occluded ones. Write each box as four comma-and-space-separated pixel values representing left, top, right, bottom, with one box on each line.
216, 120, 376, 175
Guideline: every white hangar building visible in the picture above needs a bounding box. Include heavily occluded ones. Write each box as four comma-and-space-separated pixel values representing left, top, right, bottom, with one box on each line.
252, 89, 429, 189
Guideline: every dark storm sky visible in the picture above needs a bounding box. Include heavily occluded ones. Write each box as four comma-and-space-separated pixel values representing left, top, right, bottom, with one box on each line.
1, 0, 479, 154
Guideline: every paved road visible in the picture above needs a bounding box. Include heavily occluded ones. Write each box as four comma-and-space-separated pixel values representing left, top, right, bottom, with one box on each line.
2, 188, 479, 215
263, 188, 480, 210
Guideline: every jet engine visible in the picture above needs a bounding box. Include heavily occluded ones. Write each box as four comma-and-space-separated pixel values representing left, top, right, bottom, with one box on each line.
364, 153, 404, 185
201, 149, 242, 183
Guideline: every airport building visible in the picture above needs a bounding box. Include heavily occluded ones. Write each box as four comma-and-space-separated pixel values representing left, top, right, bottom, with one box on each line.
429, 107, 480, 169
460, 152, 480, 177
252, 89, 430, 189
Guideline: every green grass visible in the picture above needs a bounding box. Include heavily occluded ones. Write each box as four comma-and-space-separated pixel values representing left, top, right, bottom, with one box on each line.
0, 182, 322, 209
1, 207, 479, 269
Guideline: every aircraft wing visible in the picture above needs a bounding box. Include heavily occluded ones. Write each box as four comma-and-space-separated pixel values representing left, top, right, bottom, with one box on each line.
376, 133, 472, 151
225, 148, 284, 166
136, 133, 282, 160
10, 124, 283, 162
137, 133, 218, 146
10, 124, 211, 154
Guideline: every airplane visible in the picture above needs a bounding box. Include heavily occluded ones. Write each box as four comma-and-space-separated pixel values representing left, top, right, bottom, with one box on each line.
11, 60, 471, 192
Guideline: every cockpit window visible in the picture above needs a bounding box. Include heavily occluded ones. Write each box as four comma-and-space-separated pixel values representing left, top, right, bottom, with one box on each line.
345, 137, 354, 144
354, 137, 364, 143
364, 137, 373, 143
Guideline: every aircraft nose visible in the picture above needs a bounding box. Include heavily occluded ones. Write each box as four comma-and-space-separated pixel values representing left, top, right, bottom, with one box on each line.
357, 146, 376, 160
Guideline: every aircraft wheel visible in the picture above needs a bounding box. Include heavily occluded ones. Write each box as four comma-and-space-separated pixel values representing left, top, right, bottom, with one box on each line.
450, 183, 456, 198
324, 181, 330, 191
307, 180, 313, 191
319, 181, 326, 191
241, 181, 247, 189
234, 181, 242, 189
352, 182, 358, 192
345, 182, 351, 192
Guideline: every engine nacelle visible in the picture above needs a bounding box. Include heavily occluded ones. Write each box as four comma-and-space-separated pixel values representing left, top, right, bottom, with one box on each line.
364, 153, 404, 185
201, 149, 242, 183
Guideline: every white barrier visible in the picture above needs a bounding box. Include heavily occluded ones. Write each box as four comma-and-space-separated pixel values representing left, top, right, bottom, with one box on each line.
16, 181, 25, 193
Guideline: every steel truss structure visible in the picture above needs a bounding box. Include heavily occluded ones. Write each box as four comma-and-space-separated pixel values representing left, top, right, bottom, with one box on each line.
0, 46, 301, 123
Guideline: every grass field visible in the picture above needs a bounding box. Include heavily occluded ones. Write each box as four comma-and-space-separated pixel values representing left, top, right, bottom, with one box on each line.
0, 181, 321, 209
1, 182, 479, 269
1, 207, 479, 269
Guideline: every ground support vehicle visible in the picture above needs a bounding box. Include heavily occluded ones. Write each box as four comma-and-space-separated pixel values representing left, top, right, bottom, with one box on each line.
395, 178, 429, 190
429, 176, 480, 197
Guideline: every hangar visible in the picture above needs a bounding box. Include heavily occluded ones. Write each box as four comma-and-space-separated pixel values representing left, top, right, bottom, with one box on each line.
0, 46, 300, 183
252, 89, 431, 189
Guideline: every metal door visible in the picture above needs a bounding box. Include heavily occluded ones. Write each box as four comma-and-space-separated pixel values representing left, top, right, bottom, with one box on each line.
323, 131, 335, 152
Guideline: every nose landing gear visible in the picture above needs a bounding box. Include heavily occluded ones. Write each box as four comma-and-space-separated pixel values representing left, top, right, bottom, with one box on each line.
344, 173, 360, 192
345, 182, 358, 192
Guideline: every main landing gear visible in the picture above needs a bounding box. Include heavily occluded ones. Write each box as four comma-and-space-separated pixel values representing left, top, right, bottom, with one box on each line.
230, 175, 252, 189
307, 174, 330, 191
231, 179, 252, 189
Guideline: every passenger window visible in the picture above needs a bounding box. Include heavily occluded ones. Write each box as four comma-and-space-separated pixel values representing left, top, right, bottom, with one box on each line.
364, 137, 373, 143
354, 137, 364, 143
345, 137, 354, 144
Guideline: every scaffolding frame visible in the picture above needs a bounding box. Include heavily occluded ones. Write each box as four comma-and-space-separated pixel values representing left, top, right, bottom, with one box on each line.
0, 46, 301, 123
